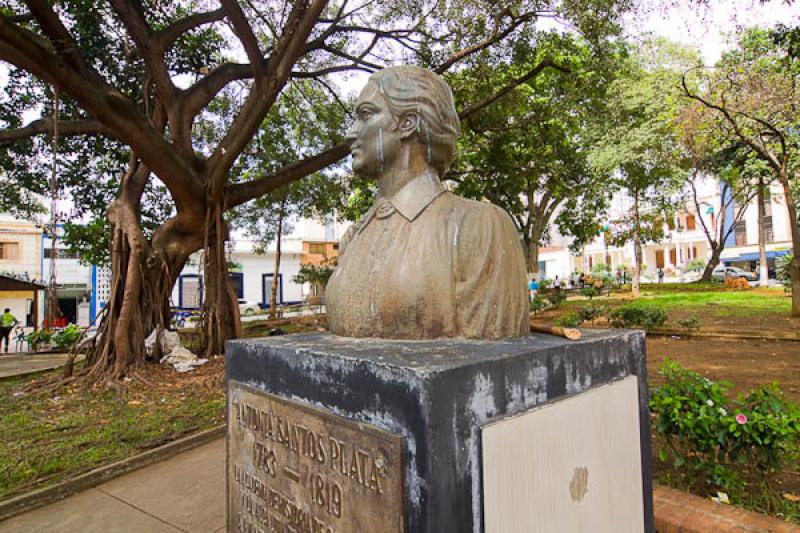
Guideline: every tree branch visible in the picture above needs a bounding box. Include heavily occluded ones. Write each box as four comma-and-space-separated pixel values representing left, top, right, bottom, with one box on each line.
24, 0, 91, 76
226, 142, 349, 209
460, 60, 570, 119
207, 0, 329, 192
0, 118, 111, 145
108, 0, 176, 102
433, 10, 539, 74
154, 8, 225, 51
682, 72, 783, 174
220, 0, 265, 79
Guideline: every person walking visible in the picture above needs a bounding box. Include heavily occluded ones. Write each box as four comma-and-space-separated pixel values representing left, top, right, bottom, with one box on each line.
528, 277, 539, 301
657, 268, 665, 284
1, 308, 19, 353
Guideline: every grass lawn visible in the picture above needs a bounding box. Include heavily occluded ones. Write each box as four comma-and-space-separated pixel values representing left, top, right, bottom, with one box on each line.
0, 316, 325, 502
558, 286, 793, 330
0, 357, 226, 501
630, 287, 791, 317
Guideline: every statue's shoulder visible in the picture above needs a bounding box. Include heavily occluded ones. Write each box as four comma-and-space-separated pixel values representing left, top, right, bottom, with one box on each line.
444, 193, 514, 225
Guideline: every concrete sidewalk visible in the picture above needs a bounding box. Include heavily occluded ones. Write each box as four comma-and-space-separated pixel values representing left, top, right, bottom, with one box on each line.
0, 439, 226, 533
0, 352, 79, 379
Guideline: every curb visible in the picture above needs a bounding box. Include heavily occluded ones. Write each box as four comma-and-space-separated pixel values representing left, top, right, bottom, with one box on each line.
0, 425, 225, 522
654, 485, 797, 532
648, 329, 800, 342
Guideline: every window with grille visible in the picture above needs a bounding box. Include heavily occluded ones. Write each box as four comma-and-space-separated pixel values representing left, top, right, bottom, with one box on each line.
309, 243, 326, 255
686, 214, 696, 230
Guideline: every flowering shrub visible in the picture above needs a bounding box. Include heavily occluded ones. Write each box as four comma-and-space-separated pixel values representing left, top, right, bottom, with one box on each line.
650, 360, 800, 507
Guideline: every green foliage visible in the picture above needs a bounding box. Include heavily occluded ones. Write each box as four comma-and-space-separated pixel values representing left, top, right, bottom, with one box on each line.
578, 303, 607, 324
449, 32, 623, 260
608, 304, 667, 330
675, 317, 700, 333
529, 295, 547, 315
684, 258, 706, 272
292, 262, 335, 288
651, 360, 800, 503
776, 253, 794, 288
24, 329, 53, 350
580, 287, 599, 300
53, 324, 84, 351
543, 289, 567, 309
554, 312, 583, 328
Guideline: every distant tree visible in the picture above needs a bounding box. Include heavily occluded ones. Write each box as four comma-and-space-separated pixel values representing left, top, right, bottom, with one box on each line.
448, 33, 622, 274
683, 27, 800, 315
591, 39, 694, 296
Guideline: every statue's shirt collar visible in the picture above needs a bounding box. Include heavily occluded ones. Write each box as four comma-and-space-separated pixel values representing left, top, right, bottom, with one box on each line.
359, 172, 445, 232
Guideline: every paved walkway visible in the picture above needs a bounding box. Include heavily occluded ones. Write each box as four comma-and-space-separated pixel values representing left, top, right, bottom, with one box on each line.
0, 352, 77, 379
0, 439, 226, 533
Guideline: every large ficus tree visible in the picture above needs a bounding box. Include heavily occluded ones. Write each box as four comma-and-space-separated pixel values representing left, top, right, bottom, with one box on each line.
0, 0, 631, 379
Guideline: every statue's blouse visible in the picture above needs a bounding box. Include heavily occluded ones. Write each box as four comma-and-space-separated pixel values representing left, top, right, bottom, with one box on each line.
325, 178, 529, 339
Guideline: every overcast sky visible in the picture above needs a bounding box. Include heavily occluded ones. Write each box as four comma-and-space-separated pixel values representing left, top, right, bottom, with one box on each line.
627, 0, 799, 63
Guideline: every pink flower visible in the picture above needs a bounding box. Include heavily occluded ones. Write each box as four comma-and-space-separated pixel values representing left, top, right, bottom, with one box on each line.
735, 413, 748, 425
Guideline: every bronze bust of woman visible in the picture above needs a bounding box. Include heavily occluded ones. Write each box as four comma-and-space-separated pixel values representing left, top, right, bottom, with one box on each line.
325, 66, 528, 339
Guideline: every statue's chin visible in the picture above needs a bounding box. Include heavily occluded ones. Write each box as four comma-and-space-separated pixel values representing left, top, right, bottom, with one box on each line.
351, 158, 377, 179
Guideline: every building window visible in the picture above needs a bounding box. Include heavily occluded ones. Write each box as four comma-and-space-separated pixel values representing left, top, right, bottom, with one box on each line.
44, 248, 80, 259
764, 216, 774, 243
180, 276, 202, 309
669, 248, 677, 265
734, 221, 747, 246
0, 242, 20, 260
655, 250, 665, 268
686, 214, 696, 230
309, 243, 325, 255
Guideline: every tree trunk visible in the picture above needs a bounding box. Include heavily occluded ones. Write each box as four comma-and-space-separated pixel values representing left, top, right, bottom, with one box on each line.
269, 210, 284, 320
631, 195, 641, 298
528, 242, 540, 276
777, 170, 800, 317
79, 202, 191, 379
699, 245, 723, 282
757, 179, 769, 287
200, 205, 242, 357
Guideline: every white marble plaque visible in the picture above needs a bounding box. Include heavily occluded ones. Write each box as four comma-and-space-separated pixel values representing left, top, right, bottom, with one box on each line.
482, 376, 644, 533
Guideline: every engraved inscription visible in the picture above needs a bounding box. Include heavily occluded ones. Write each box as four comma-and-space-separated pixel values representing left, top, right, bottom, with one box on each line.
227, 381, 405, 532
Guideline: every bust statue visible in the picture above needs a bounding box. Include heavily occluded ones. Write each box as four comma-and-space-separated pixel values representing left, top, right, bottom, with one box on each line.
325, 66, 528, 339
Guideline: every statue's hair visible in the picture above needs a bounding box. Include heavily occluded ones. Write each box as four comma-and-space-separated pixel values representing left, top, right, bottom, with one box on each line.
368, 66, 461, 177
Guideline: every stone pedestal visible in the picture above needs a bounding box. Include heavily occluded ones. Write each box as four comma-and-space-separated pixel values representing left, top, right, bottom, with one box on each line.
226, 330, 653, 533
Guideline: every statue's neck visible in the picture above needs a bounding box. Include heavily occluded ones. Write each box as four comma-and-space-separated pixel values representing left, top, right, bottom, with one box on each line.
377, 144, 436, 198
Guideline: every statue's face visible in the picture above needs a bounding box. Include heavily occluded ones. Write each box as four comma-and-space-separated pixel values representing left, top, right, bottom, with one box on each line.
346, 82, 400, 178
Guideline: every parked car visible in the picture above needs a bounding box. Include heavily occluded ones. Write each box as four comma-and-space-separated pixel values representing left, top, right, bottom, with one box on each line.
238, 299, 261, 315
711, 265, 757, 282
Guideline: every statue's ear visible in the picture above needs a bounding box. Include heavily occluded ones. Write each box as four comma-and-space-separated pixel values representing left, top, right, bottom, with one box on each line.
397, 112, 420, 140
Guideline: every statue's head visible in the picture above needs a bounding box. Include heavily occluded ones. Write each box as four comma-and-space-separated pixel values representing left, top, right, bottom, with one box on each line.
346, 66, 461, 179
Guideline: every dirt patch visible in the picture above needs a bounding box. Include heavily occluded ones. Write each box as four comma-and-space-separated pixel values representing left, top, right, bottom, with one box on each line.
647, 336, 800, 403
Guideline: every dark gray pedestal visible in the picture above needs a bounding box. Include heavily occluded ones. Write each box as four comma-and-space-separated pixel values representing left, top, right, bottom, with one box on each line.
226, 330, 653, 533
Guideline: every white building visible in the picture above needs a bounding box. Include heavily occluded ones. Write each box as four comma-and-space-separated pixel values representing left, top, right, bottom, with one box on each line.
538, 176, 793, 281
172, 216, 350, 311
